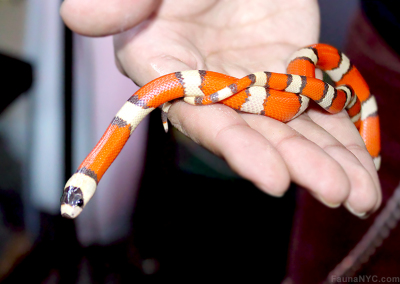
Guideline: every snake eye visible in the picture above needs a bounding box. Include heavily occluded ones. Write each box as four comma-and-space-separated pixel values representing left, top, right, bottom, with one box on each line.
76, 199, 84, 207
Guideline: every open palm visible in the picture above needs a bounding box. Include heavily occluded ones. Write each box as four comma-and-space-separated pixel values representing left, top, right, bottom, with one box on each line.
62, 0, 381, 217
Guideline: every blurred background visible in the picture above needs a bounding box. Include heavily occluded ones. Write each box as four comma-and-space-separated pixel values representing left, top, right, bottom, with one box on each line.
0, 0, 360, 283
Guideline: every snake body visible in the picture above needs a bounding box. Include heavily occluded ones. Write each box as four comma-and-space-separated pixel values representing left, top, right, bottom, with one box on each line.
60, 44, 380, 218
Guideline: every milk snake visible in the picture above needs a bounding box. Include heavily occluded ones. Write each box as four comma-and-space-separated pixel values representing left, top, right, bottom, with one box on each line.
60, 43, 380, 219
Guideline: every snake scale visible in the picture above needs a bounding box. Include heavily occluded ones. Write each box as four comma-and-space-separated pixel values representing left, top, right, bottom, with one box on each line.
60, 43, 380, 219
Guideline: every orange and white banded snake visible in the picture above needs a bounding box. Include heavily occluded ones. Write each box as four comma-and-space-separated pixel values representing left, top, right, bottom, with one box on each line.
60, 43, 380, 219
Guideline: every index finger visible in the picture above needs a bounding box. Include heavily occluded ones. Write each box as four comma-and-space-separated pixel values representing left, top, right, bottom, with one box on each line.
168, 100, 292, 196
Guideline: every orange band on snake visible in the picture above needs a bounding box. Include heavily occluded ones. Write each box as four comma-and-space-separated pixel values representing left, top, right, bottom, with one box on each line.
60, 43, 380, 218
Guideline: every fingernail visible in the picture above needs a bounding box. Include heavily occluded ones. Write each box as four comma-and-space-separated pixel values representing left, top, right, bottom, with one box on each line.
344, 201, 367, 218
317, 194, 341, 208
255, 183, 285, 197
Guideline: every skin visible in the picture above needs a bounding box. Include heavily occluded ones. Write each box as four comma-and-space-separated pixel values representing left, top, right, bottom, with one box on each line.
60, 0, 381, 217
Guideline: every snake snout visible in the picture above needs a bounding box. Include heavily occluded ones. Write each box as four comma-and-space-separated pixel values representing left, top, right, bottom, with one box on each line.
61, 212, 73, 219
60, 204, 82, 219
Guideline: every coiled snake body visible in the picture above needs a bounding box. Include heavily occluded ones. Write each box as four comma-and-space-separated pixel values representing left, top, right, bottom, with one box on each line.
60, 44, 380, 218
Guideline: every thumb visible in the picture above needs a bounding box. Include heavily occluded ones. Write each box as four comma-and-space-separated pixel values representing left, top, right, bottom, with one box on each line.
60, 0, 160, 37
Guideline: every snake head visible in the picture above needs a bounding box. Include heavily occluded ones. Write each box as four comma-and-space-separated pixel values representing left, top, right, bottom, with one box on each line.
60, 186, 84, 219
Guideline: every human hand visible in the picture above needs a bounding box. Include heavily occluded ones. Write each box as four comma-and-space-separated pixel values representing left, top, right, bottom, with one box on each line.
61, 0, 381, 217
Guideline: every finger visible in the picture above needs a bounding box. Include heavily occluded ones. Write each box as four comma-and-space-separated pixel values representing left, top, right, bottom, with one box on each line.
242, 113, 351, 208
114, 29, 201, 85
307, 108, 382, 214
288, 110, 379, 217
168, 101, 291, 197
60, 0, 160, 36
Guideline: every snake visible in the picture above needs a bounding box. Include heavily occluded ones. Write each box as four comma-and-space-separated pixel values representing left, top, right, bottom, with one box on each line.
60, 43, 381, 219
